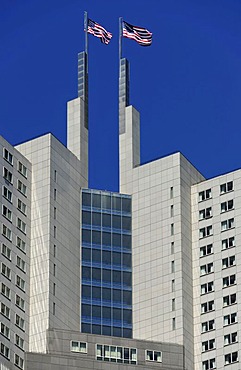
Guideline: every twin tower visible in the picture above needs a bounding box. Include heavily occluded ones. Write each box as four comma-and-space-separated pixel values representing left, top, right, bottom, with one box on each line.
1, 49, 240, 370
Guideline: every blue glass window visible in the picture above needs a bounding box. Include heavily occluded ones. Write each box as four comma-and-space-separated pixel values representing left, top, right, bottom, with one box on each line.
81, 190, 132, 338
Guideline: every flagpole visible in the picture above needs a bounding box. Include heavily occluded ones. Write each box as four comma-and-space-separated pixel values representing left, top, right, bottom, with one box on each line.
84, 11, 88, 71
119, 17, 123, 61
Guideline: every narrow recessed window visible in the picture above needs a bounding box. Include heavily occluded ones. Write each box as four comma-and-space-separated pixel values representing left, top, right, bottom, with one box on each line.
18, 161, 27, 178
171, 223, 174, 236
54, 207, 56, 220
2, 205, 12, 221
171, 261, 175, 273
15, 354, 24, 369
172, 298, 175, 311
2, 224, 12, 241
53, 244, 56, 257
3, 167, 13, 183
16, 236, 26, 253
1, 283, 11, 299
18, 180, 27, 196
17, 218, 26, 234
1, 263, 11, 280
3, 148, 13, 164
1, 302, 10, 319
18, 199, 27, 215
54, 226, 56, 238
53, 302, 55, 315
172, 318, 176, 330
171, 242, 174, 254
2, 186, 12, 202
54, 189, 57, 200
54, 170, 57, 182
53, 264, 56, 276
170, 205, 174, 217
170, 187, 173, 199
53, 283, 56, 296
172, 279, 175, 292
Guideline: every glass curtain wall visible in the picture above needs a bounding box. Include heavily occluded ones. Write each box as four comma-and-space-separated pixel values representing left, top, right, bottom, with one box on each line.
81, 189, 132, 338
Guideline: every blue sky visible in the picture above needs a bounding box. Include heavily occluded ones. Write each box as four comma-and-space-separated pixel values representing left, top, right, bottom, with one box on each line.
1, 0, 241, 191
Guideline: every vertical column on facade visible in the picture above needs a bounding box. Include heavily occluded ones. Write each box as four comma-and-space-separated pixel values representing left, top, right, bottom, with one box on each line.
119, 58, 140, 191
67, 51, 88, 183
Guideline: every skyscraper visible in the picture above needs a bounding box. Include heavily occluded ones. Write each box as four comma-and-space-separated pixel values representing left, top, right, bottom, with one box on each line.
1, 47, 241, 370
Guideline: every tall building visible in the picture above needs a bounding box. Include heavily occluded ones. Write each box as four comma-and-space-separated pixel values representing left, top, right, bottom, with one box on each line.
1, 48, 241, 370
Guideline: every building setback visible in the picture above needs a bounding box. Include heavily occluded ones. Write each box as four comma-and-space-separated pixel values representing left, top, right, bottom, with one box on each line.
1, 48, 241, 370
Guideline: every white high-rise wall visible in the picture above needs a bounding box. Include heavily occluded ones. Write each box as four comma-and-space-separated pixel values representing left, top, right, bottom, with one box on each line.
0, 135, 31, 370
192, 171, 241, 370
16, 132, 87, 353
119, 105, 205, 370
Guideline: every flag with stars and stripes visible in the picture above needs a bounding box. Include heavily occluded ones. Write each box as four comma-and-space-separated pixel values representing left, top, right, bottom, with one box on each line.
122, 21, 152, 46
87, 18, 112, 45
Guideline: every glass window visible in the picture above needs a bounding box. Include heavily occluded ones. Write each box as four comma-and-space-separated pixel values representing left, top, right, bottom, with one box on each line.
82, 266, 91, 279
81, 323, 91, 333
113, 307, 122, 320
92, 212, 101, 226
92, 305, 101, 318
112, 233, 121, 247
92, 268, 101, 281
123, 271, 131, 286
92, 286, 101, 299
122, 216, 131, 231
82, 229, 91, 243
102, 232, 111, 246
82, 304, 91, 316
92, 231, 101, 245
112, 215, 121, 229
123, 290, 132, 305
123, 309, 132, 324
102, 213, 111, 228
122, 235, 131, 249
113, 252, 121, 265
102, 306, 111, 318
113, 270, 121, 284
82, 211, 91, 225
102, 195, 111, 210
92, 324, 101, 334
123, 253, 131, 268
82, 248, 91, 261
102, 250, 111, 264
92, 249, 101, 263
82, 285, 91, 298
102, 288, 111, 301
92, 194, 101, 208
102, 269, 111, 282
82, 192, 91, 207
122, 198, 131, 213
112, 196, 121, 211
113, 289, 122, 302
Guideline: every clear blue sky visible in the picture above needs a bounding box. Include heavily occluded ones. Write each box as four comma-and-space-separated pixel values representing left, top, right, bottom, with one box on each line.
1, 0, 241, 191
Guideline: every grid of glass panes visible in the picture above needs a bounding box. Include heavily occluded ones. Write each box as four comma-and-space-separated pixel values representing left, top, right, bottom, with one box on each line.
81, 189, 132, 338
96, 344, 137, 364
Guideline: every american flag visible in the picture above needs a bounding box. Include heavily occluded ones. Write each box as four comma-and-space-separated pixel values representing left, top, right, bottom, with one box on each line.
122, 21, 152, 46
87, 19, 112, 45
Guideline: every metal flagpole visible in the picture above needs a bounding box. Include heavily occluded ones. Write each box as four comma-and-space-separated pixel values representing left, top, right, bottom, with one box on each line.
84, 11, 88, 71
119, 17, 123, 61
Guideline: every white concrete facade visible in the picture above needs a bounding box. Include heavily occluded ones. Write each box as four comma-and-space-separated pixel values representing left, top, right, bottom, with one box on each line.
119, 105, 205, 370
15, 132, 87, 354
0, 135, 31, 370
192, 171, 241, 370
